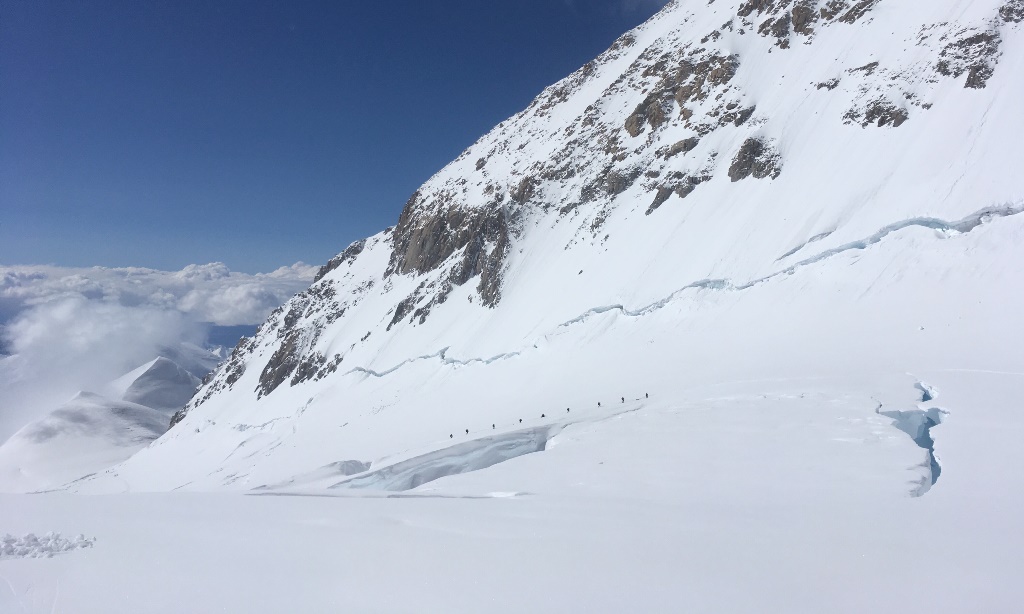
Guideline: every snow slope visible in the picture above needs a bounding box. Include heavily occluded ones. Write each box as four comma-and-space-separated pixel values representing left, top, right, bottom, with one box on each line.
106, 357, 201, 413
3, 1, 1024, 611
86, 0, 1024, 494
0, 393, 167, 493
1, 370, 1022, 612
0, 356, 201, 492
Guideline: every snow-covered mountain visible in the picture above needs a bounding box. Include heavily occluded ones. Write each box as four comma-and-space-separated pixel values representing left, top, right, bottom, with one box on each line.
3, 1, 1023, 610
107, 357, 202, 414
83, 0, 1023, 493
0, 393, 168, 492
0, 357, 201, 492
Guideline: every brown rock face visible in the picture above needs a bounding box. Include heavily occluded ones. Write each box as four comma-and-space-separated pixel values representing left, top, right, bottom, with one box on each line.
838, 0, 882, 24
387, 191, 511, 312
936, 31, 1002, 89
645, 173, 711, 215
759, 13, 792, 48
737, 0, 772, 19
664, 137, 700, 158
792, 2, 818, 35
844, 98, 909, 128
389, 198, 505, 280
865, 101, 908, 127
819, 1, 848, 21
625, 90, 674, 137
728, 138, 782, 182
257, 330, 303, 399
624, 52, 739, 138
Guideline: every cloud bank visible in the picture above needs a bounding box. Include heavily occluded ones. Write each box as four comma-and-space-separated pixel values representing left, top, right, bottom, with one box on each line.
0, 262, 317, 327
0, 262, 316, 441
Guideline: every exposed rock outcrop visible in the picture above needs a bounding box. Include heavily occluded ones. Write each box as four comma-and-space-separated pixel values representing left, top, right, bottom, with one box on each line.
936, 29, 1002, 89
1002, 0, 1024, 23
728, 138, 782, 181
845, 98, 909, 128
382, 189, 513, 331
791, 1, 818, 35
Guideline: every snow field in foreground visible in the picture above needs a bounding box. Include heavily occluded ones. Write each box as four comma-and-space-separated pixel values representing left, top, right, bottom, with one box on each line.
0, 370, 1021, 613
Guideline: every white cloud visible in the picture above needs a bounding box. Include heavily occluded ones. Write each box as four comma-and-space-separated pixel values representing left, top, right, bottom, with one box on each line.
0, 262, 316, 327
0, 298, 201, 441
0, 261, 317, 441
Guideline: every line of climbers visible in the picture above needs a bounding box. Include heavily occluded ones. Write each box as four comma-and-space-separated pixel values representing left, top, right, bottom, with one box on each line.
448, 392, 649, 439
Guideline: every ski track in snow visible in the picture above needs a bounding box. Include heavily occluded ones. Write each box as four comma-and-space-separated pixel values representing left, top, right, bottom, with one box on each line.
340, 203, 1024, 382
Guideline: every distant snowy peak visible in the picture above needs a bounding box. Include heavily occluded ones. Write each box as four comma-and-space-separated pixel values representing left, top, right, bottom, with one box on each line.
0, 355, 203, 492
176, 0, 1024, 420
108, 357, 201, 413
20, 392, 167, 445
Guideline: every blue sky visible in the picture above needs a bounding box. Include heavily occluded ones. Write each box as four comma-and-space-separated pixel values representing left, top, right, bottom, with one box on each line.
1, 0, 668, 273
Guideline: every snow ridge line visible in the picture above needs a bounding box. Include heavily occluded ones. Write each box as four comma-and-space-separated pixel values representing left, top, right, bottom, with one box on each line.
341, 202, 1023, 381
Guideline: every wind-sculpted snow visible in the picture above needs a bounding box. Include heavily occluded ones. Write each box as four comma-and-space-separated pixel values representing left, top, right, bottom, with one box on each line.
328, 425, 561, 492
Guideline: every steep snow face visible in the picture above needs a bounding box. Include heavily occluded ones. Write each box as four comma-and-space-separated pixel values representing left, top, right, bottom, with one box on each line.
97, 0, 1024, 492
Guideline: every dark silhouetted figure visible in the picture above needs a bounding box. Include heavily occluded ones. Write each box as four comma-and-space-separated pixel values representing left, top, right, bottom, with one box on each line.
598, 402, 601, 407
465, 429, 469, 434
519, 419, 522, 423
621, 396, 625, 403
566, 408, 570, 413
450, 434, 453, 439
646, 392, 649, 399
492, 424, 495, 429
541, 413, 545, 418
